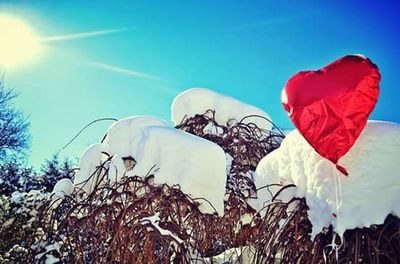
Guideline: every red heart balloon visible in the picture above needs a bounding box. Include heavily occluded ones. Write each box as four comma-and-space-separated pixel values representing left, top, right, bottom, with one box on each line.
282, 55, 380, 175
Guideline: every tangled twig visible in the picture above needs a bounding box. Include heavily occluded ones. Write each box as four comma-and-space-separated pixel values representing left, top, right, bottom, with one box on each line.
176, 110, 284, 205
252, 197, 400, 264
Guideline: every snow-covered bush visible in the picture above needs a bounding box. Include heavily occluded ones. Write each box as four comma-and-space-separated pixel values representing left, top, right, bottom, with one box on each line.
0, 155, 74, 263
250, 195, 400, 263
32, 88, 284, 263
254, 121, 400, 236
7, 87, 398, 263
251, 121, 400, 263
0, 155, 73, 196
0, 190, 48, 263
41, 175, 261, 262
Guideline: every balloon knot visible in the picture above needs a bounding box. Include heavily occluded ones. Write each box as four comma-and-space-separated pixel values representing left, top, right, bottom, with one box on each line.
335, 164, 349, 176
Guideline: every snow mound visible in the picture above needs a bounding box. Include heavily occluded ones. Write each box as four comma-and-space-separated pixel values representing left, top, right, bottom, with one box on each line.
52, 179, 74, 197
74, 116, 169, 193
74, 143, 109, 193
253, 121, 400, 237
74, 116, 227, 215
103, 116, 169, 157
51, 178, 74, 207
129, 126, 227, 215
171, 88, 273, 130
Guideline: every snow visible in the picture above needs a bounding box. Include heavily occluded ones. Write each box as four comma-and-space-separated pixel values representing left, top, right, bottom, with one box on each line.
141, 212, 184, 244
51, 178, 74, 206
225, 153, 234, 175
2, 217, 14, 228
201, 246, 254, 263
74, 116, 227, 215
102, 116, 169, 158
240, 213, 254, 226
203, 122, 224, 136
35, 242, 61, 264
74, 143, 108, 193
74, 117, 169, 193
10, 191, 24, 204
11, 190, 44, 205
52, 178, 74, 197
171, 88, 273, 130
253, 121, 400, 238
129, 126, 227, 215
108, 154, 127, 183
45, 255, 60, 264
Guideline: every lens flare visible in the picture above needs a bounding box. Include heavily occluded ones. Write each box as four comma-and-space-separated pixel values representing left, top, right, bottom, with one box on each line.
0, 14, 43, 69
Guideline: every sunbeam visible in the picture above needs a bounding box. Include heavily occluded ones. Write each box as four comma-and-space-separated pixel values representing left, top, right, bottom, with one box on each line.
38, 28, 130, 42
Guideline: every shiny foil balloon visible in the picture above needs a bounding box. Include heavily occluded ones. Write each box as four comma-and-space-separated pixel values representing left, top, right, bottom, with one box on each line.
282, 55, 380, 175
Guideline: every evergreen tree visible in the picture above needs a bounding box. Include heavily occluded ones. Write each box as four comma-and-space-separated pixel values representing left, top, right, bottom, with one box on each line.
0, 159, 34, 196
37, 155, 74, 192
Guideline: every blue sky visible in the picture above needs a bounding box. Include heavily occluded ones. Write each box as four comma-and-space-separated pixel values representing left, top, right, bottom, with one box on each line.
0, 0, 399, 167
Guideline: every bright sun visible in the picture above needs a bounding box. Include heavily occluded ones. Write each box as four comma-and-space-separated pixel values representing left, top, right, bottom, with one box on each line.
0, 14, 43, 69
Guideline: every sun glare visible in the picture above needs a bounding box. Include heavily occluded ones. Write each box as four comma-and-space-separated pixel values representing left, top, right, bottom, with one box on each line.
0, 14, 43, 69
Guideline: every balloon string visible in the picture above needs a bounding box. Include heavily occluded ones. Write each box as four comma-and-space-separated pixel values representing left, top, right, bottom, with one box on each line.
324, 165, 344, 263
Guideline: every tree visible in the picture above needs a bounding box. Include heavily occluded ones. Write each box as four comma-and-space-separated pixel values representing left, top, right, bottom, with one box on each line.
0, 154, 74, 196
0, 80, 30, 161
37, 154, 74, 192
0, 158, 34, 196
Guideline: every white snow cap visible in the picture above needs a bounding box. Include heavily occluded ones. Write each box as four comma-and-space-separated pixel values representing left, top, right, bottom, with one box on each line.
50, 178, 74, 207
52, 178, 74, 197
108, 154, 127, 183
74, 143, 108, 194
171, 88, 273, 130
130, 126, 227, 215
103, 116, 169, 158
253, 121, 400, 238
74, 116, 169, 193
75, 116, 227, 215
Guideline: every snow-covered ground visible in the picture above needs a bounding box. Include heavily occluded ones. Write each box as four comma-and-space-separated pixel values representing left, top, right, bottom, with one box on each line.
253, 120, 400, 237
